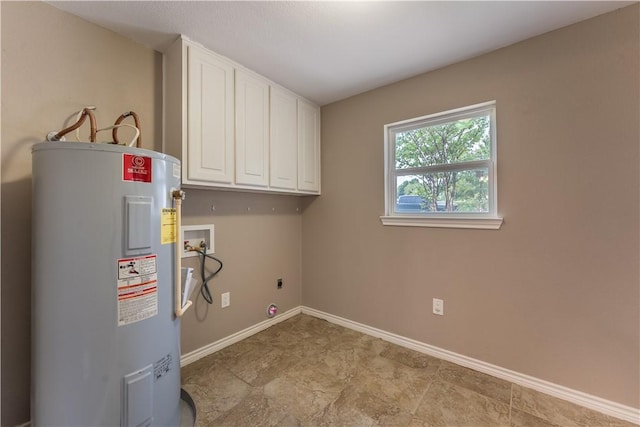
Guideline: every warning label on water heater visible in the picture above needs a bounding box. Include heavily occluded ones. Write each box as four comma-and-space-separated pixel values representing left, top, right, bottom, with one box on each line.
117, 255, 158, 326
161, 208, 176, 245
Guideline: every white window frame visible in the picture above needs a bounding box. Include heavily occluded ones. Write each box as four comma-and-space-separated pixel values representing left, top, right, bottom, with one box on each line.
381, 101, 503, 229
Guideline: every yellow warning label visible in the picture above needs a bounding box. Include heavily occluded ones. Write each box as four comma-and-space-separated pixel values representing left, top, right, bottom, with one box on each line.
161, 208, 176, 244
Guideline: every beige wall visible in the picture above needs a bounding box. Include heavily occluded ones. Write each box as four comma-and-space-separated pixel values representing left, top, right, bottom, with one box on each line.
0, 2, 160, 425
1, 3, 304, 425
179, 189, 302, 354
303, 4, 639, 409
2, 1, 638, 425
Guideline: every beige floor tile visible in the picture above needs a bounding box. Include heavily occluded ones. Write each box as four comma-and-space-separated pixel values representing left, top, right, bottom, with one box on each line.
510, 408, 559, 427
512, 384, 618, 427
182, 365, 251, 422
255, 316, 336, 354
414, 379, 511, 426
303, 385, 413, 427
380, 344, 442, 371
406, 415, 432, 426
317, 334, 390, 381
210, 387, 296, 427
263, 362, 346, 422
326, 330, 388, 356
215, 338, 299, 386
181, 315, 630, 427
297, 347, 360, 382
437, 360, 512, 405
181, 350, 227, 382
348, 353, 435, 413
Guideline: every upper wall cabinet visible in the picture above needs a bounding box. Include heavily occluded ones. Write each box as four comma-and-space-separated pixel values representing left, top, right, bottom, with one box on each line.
298, 99, 321, 192
164, 36, 321, 195
270, 86, 298, 190
186, 44, 235, 184
235, 69, 269, 187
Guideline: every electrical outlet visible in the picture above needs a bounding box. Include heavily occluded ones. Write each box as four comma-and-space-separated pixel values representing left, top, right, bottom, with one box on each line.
221, 292, 230, 308
433, 298, 444, 315
277, 278, 283, 289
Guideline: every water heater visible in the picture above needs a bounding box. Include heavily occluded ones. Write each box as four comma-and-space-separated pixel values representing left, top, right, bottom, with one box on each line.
32, 141, 183, 426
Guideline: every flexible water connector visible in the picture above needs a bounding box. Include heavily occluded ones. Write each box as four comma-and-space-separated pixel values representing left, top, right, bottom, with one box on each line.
49, 107, 97, 142
112, 111, 141, 147
97, 124, 140, 147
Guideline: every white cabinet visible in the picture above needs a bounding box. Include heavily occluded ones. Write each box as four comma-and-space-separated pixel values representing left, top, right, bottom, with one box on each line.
165, 39, 234, 186
164, 36, 320, 195
298, 100, 321, 192
235, 70, 269, 187
186, 44, 235, 184
269, 87, 298, 190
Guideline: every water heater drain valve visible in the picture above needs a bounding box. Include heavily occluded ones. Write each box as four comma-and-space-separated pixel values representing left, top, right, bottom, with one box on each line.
266, 303, 278, 318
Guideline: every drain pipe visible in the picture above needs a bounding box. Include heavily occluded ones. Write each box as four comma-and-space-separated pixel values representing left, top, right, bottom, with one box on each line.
173, 189, 192, 317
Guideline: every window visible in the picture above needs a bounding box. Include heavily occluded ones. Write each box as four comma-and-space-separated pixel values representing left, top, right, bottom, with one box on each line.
381, 101, 503, 229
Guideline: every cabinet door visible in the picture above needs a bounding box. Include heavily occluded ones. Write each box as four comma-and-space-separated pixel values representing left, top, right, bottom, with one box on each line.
235, 70, 269, 187
269, 87, 297, 190
298, 99, 321, 192
187, 44, 234, 184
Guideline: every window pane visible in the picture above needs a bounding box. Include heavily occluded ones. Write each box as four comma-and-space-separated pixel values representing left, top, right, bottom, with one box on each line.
396, 168, 489, 213
395, 115, 490, 169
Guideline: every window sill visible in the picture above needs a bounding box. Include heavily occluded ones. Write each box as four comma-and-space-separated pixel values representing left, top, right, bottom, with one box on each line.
379, 215, 503, 229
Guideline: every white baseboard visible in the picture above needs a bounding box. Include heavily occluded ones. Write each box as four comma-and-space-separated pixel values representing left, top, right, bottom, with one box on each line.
301, 306, 640, 425
180, 306, 302, 367
21, 305, 637, 427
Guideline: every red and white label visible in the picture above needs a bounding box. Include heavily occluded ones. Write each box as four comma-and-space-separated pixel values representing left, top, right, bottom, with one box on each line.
123, 153, 152, 183
117, 255, 158, 326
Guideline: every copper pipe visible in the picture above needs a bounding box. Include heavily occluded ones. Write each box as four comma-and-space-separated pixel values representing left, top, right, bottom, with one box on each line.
112, 111, 141, 147
54, 108, 97, 142
87, 109, 97, 142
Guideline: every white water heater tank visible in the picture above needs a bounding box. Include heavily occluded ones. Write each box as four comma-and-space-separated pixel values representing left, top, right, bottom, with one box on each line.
32, 141, 182, 426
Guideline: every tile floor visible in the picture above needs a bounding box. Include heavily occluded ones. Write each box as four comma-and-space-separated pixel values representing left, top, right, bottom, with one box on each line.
181, 314, 637, 427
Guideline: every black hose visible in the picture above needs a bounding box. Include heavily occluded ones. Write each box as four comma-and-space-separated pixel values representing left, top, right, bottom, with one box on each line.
192, 244, 222, 305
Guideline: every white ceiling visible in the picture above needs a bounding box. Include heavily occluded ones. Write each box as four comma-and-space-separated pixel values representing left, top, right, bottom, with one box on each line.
48, 1, 634, 106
